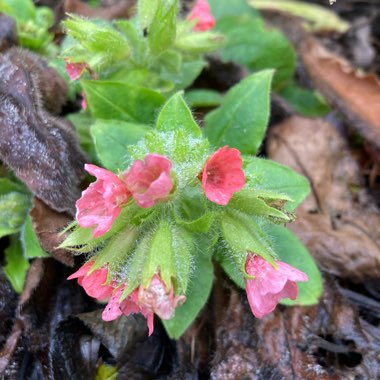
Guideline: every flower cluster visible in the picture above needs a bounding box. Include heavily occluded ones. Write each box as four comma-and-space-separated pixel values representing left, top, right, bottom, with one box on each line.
188, 0, 216, 32
68, 143, 308, 334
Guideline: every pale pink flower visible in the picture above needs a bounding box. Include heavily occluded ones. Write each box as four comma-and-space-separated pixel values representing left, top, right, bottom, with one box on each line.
124, 154, 173, 208
101, 275, 185, 336
65, 59, 87, 81
81, 91, 87, 110
67, 261, 113, 300
76, 164, 130, 238
102, 286, 155, 336
188, 0, 215, 31
201, 146, 245, 205
245, 254, 309, 319
137, 274, 186, 320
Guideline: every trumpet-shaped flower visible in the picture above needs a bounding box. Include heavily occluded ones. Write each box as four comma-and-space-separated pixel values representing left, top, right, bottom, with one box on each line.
76, 164, 130, 238
201, 146, 245, 205
124, 154, 173, 208
245, 254, 308, 318
65, 59, 87, 81
67, 261, 113, 300
188, 0, 215, 31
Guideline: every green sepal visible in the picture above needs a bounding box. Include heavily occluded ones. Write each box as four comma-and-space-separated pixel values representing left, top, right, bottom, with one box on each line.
148, 0, 179, 54
228, 189, 291, 222
221, 210, 277, 268
244, 157, 310, 211
156, 92, 201, 137
89, 227, 139, 276
175, 31, 225, 54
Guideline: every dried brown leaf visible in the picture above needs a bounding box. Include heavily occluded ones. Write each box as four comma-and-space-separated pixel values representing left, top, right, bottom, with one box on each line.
267, 116, 380, 281
29, 198, 74, 266
0, 48, 86, 214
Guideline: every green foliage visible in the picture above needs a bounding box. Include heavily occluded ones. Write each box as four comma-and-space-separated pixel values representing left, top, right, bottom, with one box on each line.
244, 157, 310, 211
4, 236, 29, 293
0, 178, 30, 239
95, 364, 118, 380
279, 82, 330, 117
91, 120, 150, 171
0, 0, 54, 53
163, 249, 213, 339
204, 70, 273, 154
216, 15, 296, 89
82, 80, 165, 124
185, 89, 223, 108
208, 0, 259, 20
20, 216, 49, 259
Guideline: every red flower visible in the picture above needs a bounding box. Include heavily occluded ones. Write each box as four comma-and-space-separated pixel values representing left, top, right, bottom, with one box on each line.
81, 90, 87, 110
245, 254, 308, 318
67, 261, 113, 300
76, 164, 130, 238
65, 59, 87, 81
201, 146, 245, 205
188, 0, 215, 31
124, 154, 173, 208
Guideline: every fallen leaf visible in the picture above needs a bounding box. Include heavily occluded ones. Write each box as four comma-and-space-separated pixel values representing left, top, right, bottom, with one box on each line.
0, 48, 86, 214
267, 116, 380, 281
29, 198, 74, 266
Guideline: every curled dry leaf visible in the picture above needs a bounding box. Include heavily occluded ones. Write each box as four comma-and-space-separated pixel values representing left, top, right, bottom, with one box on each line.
210, 275, 380, 379
64, 0, 135, 19
29, 198, 74, 266
267, 116, 380, 281
0, 48, 86, 214
0, 14, 18, 53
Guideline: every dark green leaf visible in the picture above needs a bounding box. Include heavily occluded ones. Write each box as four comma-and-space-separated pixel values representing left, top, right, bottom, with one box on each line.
82, 80, 165, 124
91, 119, 150, 171
204, 70, 273, 154
185, 89, 223, 108
217, 16, 296, 88
208, 0, 259, 20
278, 82, 330, 117
4, 236, 29, 293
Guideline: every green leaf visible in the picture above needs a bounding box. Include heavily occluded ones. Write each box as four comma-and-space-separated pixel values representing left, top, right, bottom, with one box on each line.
95, 364, 118, 380
138, 0, 159, 30
228, 190, 290, 222
208, 0, 259, 20
175, 31, 224, 54
0, 0, 36, 20
268, 224, 323, 306
82, 80, 165, 124
215, 244, 245, 288
163, 249, 213, 339
204, 70, 273, 154
221, 211, 277, 267
148, 0, 178, 54
0, 179, 30, 238
217, 16, 296, 88
185, 89, 223, 108
20, 216, 49, 258
278, 82, 330, 117
4, 236, 29, 293
244, 157, 310, 211
156, 92, 201, 137
91, 119, 150, 171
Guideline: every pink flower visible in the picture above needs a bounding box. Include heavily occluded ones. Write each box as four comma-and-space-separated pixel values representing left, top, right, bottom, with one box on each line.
101, 275, 185, 336
188, 0, 215, 31
137, 274, 186, 320
81, 90, 87, 110
124, 154, 173, 208
65, 59, 87, 81
201, 146, 245, 205
67, 261, 113, 300
102, 286, 155, 336
76, 164, 130, 238
245, 254, 309, 319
